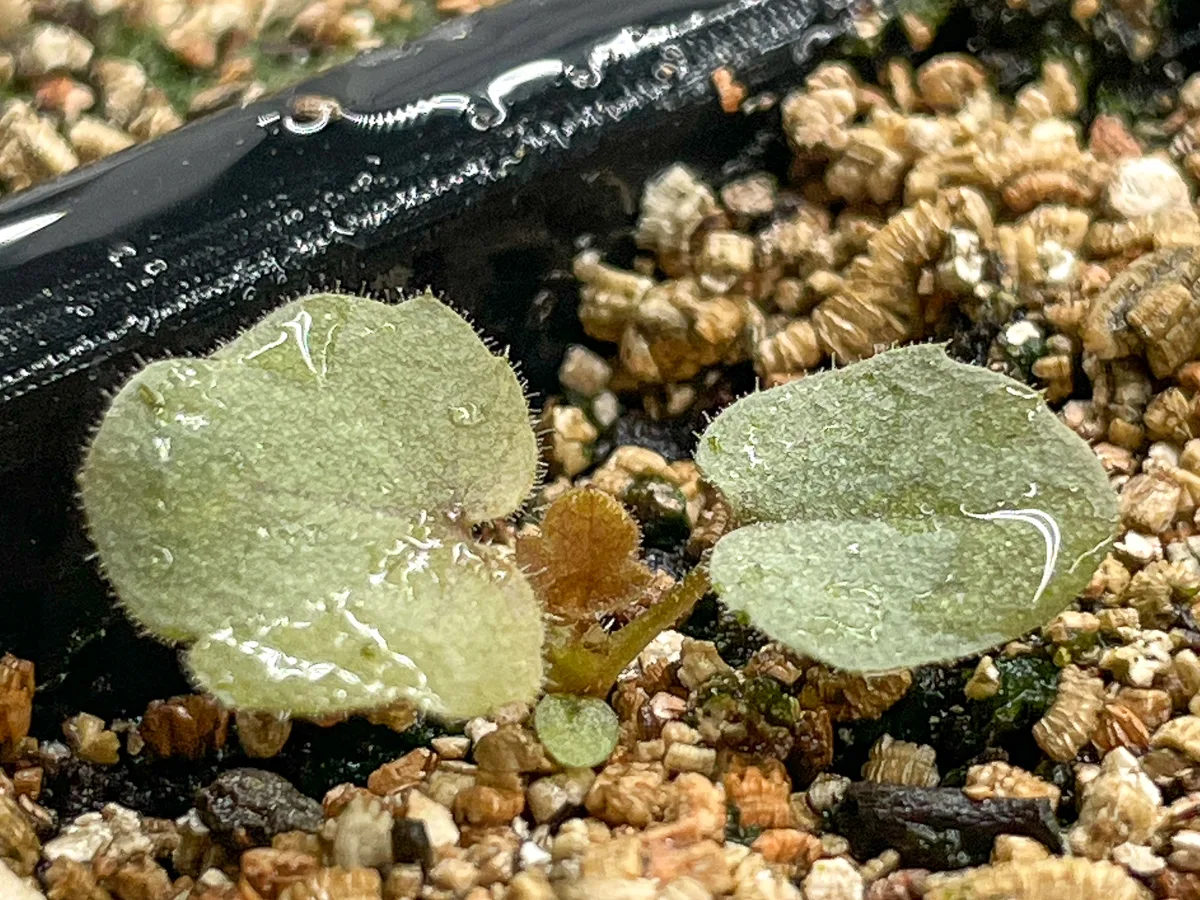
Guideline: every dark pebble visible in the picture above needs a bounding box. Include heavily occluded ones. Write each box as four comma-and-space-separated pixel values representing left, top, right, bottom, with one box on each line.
195, 768, 322, 849
38, 715, 443, 823
831, 782, 1061, 870
976, 49, 1038, 94
680, 595, 769, 668
643, 546, 691, 580
608, 411, 697, 462
391, 817, 433, 870
940, 311, 1003, 370
623, 476, 691, 550
40, 753, 225, 823
1034, 759, 1078, 818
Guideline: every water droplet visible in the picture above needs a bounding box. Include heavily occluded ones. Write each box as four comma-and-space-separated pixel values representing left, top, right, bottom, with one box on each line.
107, 242, 137, 267
960, 505, 1061, 604
448, 403, 484, 426
1004, 384, 1039, 401
173, 411, 210, 431
652, 61, 679, 82
791, 24, 841, 67
152, 435, 171, 462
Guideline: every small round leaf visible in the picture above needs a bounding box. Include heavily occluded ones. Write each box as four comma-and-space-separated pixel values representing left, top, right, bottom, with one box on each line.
534, 694, 620, 768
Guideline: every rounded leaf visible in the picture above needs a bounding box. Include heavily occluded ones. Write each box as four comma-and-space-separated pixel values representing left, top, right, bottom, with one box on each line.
697, 344, 1118, 671
79, 293, 542, 716
187, 515, 544, 718
534, 694, 620, 768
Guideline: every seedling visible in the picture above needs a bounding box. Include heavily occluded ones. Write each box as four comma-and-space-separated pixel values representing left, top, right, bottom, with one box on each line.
516, 487, 709, 696
81, 297, 1114, 718
80, 292, 698, 721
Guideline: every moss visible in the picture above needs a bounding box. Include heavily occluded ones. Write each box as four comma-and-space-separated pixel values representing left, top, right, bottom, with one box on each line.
741, 676, 802, 729
690, 674, 798, 758
834, 655, 1060, 775
971, 656, 1059, 735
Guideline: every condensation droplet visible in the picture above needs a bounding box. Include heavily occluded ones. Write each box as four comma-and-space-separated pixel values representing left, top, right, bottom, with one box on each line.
107, 242, 137, 267
448, 403, 484, 426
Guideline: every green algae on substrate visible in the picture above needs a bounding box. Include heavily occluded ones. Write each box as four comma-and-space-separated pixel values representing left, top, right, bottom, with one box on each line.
91, 15, 201, 112
248, 5, 441, 96
690, 673, 801, 745
832, 655, 1061, 778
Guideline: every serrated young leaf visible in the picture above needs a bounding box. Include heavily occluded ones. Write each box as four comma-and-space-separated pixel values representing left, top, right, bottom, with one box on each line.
516, 487, 653, 622
696, 343, 1118, 672
517, 487, 707, 696
78, 293, 542, 718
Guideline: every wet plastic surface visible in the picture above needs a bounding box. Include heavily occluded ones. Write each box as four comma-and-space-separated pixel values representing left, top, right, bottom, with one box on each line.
0, 0, 846, 409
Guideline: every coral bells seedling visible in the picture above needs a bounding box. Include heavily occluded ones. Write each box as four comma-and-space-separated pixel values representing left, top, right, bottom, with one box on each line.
78, 292, 544, 719
77, 296, 1120, 718
696, 343, 1120, 672
78, 292, 704, 721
